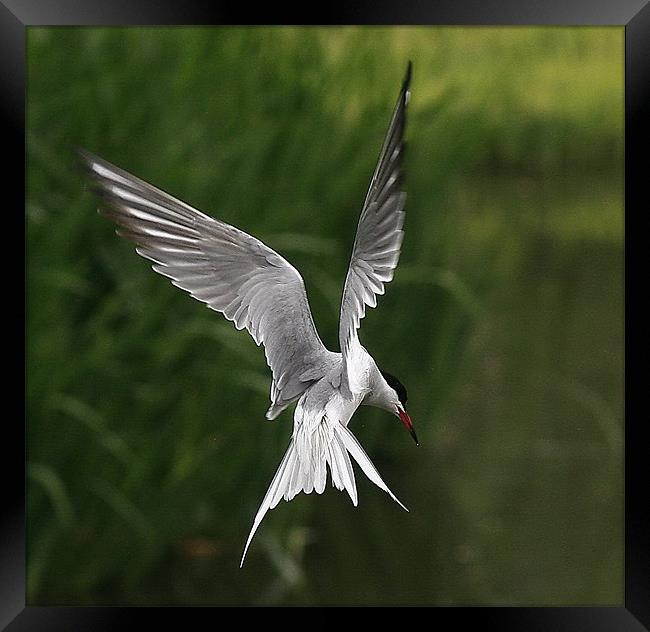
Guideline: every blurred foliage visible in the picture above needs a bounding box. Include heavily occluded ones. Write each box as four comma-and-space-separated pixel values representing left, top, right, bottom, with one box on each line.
26, 27, 623, 605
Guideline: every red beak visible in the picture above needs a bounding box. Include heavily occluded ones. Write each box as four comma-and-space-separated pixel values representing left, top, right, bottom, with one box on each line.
398, 409, 419, 446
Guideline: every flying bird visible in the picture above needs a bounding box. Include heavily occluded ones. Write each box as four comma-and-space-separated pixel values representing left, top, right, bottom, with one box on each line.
80, 61, 415, 567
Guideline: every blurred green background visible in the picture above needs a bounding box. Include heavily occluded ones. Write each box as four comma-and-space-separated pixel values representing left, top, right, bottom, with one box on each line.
26, 27, 623, 605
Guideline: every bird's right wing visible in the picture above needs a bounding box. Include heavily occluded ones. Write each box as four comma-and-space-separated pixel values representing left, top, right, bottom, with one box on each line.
80, 151, 331, 418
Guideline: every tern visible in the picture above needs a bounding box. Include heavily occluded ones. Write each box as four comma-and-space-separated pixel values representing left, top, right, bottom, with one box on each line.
80, 62, 416, 567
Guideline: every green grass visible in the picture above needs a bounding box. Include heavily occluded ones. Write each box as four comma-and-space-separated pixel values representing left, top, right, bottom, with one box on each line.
27, 26, 623, 605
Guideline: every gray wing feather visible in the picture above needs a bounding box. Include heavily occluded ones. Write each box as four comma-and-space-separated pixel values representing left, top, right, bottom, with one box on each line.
80, 150, 331, 417
338, 63, 411, 389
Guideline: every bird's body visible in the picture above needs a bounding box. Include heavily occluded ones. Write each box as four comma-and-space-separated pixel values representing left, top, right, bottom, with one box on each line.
81, 62, 415, 566
243, 345, 409, 564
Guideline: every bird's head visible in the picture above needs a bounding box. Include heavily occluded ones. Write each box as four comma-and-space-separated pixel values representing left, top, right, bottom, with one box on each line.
379, 369, 418, 446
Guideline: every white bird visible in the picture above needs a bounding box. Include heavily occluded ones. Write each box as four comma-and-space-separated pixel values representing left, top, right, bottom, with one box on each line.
80, 61, 416, 567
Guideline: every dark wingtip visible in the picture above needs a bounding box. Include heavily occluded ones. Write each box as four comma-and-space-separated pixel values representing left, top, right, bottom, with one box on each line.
75, 145, 92, 163
75, 146, 98, 177
404, 60, 412, 90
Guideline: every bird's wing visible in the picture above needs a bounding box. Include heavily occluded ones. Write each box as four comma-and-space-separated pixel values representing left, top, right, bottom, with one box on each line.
338, 62, 411, 393
80, 151, 331, 418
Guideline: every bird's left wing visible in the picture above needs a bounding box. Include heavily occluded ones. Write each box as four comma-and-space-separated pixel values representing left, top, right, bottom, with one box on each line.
80, 151, 332, 418
338, 62, 411, 393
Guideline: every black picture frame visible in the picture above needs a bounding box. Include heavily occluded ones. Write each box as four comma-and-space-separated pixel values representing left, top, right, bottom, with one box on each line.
8, 0, 648, 626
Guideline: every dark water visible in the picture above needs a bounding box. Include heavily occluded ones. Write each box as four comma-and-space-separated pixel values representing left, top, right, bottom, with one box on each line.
246, 175, 624, 606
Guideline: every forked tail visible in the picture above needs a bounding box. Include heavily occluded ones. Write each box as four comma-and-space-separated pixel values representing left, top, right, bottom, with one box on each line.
240, 422, 407, 567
